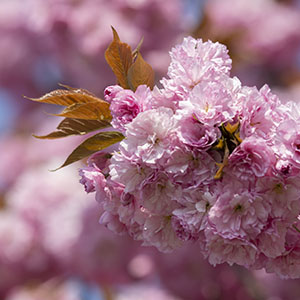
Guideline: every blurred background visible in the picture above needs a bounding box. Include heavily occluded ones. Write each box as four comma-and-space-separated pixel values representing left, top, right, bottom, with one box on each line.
1, 0, 300, 299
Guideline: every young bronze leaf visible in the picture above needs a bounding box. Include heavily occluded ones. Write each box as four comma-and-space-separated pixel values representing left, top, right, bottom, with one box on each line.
53, 101, 112, 121
132, 37, 144, 59
127, 52, 155, 91
54, 131, 124, 170
105, 27, 133, 89
26, 88, 102, 106
34, 118, 111, 139
58, 84, 98, 97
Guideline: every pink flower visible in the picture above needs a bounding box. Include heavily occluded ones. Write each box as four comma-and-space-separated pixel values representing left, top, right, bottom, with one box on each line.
139, 172, 181, 215
96, 177, 123, 213
178, 115, 221, 150
79, 152, 111, 193
99, 211, 127, 235
227, 137, 275, 179
208, 189, 269, 239
257, 220, 287, 258
256, 177, 300, 222
274, 159, 298, 178
163, 36, 232, 97
142, 215, 182, 253
110, 89, 140, 132
150, 86, 180, 111
204, 228, 258, 267
178, 76, 240, 126
265, 223, 300, 279
109, 151, 152, 193
104, 85, 123, 102
238, 86, 278, 140
172, 190, 215, 241
276, 119, 300, 169
167, 150, 217, 189
120, 107, 178, 165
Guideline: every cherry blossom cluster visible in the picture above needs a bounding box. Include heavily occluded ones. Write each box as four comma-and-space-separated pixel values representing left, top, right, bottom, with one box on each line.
80, 36, 300, 278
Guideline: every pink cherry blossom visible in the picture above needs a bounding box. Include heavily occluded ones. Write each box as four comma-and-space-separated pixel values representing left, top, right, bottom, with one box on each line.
163, 36, 232, 97
276, 119, 300, 169
178, 115, 221, 150
121, 107, 178, 165
80, 35, 300, 279
178, 76, 240, 126
204, 228, 258, 267
109, 85, 152, 133
265, 223, 300, 279
227, 136, 276, 179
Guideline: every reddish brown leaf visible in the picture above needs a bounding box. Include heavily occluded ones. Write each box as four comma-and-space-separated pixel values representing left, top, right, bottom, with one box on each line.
25, 87, 103, 106
33, 118, 111, 139
53, 101, 112, 121
58, 84, 98, 97
53, 131, 124, 170
127, 52, 155, 91
132, 37, 144, 59
105, 27, 133, 89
